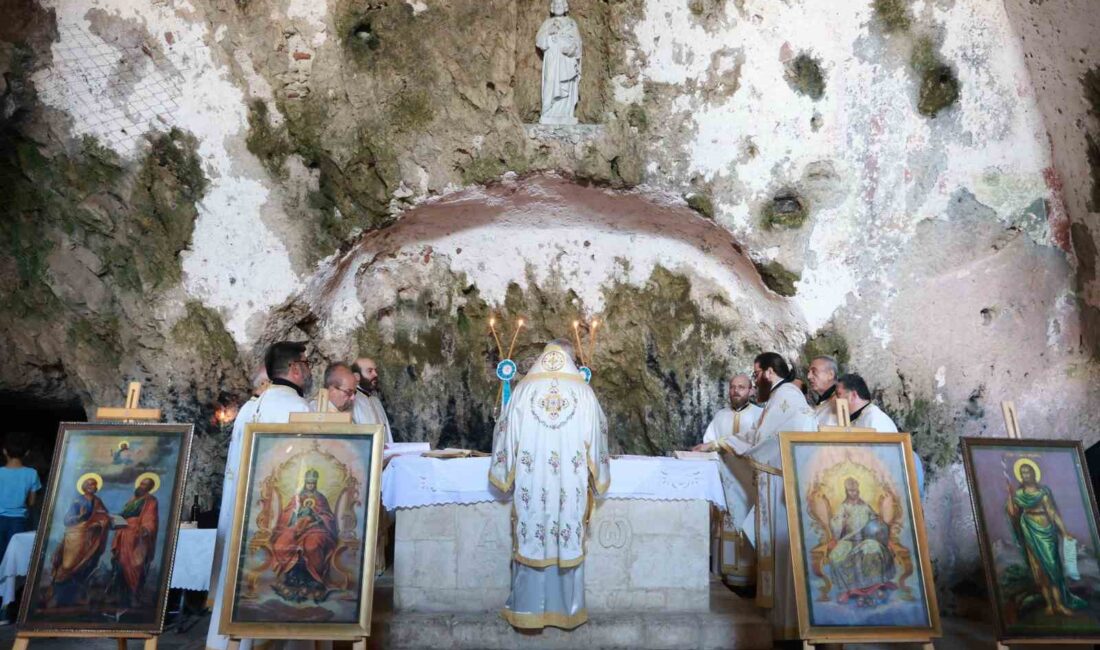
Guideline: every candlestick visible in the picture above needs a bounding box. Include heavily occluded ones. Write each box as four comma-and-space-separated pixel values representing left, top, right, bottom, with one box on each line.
587, 319, 599, 367
489, 316, 504, 358
507, 318, 525, 359
572, 320, 588, 367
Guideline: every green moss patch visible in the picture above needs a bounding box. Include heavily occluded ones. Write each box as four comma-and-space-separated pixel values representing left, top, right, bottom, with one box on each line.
171, 301, 238, 366
917, 64, 960, 117
355, 265, 750, 454
753, 260, 800, 297
910, 35, 960, 117
873, 0, 912, 34
685, 192, 715, 219
897, 397, 958, 472
245, 99, 293, 178
785, 52, 826, 100
802, 326, 850, 367
762, 193, 809, 230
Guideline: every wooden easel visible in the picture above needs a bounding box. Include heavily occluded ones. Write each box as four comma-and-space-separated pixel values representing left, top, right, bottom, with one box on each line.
15, 382, 161, 650
805, 399, 934, 650
287, 392, 353, 424
228, 391, 361, 650
994, 401, 1019, 650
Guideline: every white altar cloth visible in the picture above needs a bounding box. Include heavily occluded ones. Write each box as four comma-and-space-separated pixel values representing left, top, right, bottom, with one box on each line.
0, 527, 216, 606
382, 455, 727, 510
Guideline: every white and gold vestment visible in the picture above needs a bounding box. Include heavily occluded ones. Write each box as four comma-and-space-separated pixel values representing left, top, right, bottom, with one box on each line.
702, 403, 762, 586
733, 380, 816, 641
489, 342, 611, 629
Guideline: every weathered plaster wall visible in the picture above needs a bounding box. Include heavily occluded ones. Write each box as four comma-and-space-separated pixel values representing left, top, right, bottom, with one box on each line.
1002, 0, 1100, 358
1, 0, 1098, 592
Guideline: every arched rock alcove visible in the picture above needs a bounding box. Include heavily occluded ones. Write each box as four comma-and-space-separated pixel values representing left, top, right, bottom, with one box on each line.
276, 174, 807, 453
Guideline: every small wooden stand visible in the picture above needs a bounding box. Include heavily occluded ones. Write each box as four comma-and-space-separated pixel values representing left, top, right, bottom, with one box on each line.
803, 641, 934, 650
287, 392, 353, 424
16, 382, 161, 650
225, 639, 366, 650
14, 632, 158, 650
994, 401, 1019, 650
1001, 400, 1022, 440
95, 381, 162, 422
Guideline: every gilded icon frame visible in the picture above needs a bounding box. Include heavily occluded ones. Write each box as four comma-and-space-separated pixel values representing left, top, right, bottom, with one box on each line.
962, 437, 1100, 644
780, 430, 940, 643
218, 422, 384, 641
17, 422, 193, 635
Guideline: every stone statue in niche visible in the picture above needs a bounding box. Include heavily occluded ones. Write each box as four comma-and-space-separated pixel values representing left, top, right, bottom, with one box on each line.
536, 0, 581, 126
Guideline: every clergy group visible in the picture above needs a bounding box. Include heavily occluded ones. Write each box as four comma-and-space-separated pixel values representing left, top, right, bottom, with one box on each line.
203, 339, 916, 646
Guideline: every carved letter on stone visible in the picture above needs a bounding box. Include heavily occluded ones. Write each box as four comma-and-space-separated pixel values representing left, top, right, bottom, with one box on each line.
597, 518, 631, 549
536, 0, 581, 125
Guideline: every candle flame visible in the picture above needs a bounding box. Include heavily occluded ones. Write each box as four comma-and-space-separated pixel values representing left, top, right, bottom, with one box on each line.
518, 318, 525, 327
214, 404, 238, 425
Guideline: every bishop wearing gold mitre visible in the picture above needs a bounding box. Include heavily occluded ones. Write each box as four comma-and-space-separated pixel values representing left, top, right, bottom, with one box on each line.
489, 338, 611, 630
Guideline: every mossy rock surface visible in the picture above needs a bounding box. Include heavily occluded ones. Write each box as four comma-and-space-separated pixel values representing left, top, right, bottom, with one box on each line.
753, 260, 800, 297
802, 327, 850, 367
917, 64, 960, 117
786, 53, 826, 100
356, 265, 756, 454
762, 194, 809, 230
872, 0, 912, 33
685, 192, 715, 219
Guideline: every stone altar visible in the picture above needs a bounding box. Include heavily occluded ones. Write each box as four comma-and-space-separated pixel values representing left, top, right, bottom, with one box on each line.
394, 498, 710, 613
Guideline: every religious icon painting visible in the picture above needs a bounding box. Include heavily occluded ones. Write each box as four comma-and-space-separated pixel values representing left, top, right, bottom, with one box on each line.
17, 422, 193, 634
779, 430, 940, 643
219, 422, 385, 641
962, 437, 1100, 643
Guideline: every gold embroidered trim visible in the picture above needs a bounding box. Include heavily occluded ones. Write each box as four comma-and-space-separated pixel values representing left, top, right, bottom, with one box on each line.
513, 551, 585, 569
501, 608, 588, 630
750, 458, 782, 476
525, 371, 585, 382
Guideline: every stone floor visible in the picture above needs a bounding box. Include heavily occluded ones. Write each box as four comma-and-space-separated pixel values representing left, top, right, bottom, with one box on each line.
0, 577, 1088, 649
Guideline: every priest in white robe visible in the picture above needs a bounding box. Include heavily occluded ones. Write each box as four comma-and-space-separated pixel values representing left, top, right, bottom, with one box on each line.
834, 373, 925, 499
693, 374, 762, 586
808, 355, 840, 427
352, 356, 394, 444
489, 339, 611, 629
731, 352, 816, 642
205, 342, 313, 650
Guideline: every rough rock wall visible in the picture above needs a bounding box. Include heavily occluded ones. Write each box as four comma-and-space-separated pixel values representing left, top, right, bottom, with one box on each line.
1002, 0, 1100, 359
1, 0, 1098, 592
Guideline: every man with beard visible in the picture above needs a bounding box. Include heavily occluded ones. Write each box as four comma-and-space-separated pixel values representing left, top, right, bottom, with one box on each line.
110, 475, 159, 607
206, 342, 313, 650
730, 352, 816, 642
271, 469, 338, 603
50, 474, 111, 607
693, 374, 763, 586
351, 357, 393, 444
807, 355, 840, 427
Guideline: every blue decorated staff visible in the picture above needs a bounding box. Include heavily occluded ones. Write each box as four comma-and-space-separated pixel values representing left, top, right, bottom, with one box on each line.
490, 316, 525, 409
571, 318, 600, 384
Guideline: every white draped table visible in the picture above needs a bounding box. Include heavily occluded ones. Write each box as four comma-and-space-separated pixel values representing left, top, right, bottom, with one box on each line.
384, 455, 728, 613
0, 527, 216, 606
381, 455, 727, 510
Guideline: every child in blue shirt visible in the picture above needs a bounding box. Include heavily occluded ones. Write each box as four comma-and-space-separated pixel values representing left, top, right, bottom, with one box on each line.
0, 434, 41, 572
